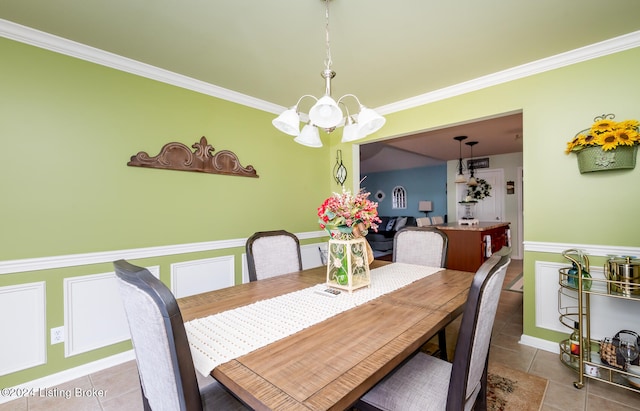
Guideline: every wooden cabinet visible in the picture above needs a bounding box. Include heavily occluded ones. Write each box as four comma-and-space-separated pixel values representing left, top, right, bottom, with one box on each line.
438, 222, 510, 272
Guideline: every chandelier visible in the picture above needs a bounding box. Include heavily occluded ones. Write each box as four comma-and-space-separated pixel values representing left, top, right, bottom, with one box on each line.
453, 136, 468, 184
271, 0, 386, 147
466, 141, 479, 186
453, 136, 479, 186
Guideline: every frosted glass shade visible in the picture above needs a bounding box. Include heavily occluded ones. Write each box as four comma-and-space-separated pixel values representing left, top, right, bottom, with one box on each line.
294, 124, 322, 148
272, 108, 300, 136
341, 119, 361, 143
357, 106, 386, 136
455, 173, 467, 184
309, 95, 342, 129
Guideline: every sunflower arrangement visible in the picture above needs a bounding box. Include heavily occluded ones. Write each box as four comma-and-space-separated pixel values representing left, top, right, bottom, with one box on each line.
565, 115, 639, 154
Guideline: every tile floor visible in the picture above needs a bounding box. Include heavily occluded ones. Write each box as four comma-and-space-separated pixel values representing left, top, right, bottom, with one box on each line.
2, 259, 639, 410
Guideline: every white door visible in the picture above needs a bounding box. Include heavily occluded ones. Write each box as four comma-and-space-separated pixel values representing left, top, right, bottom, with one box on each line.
474, 169, 504, 222
456, 169, 504, 222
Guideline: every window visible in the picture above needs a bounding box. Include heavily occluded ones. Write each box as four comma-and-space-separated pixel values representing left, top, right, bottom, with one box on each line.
392, 186, 407, 209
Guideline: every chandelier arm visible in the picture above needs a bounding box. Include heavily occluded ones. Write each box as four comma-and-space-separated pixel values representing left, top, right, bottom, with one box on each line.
336, 93, 362, 108
338, 100, 351, 118
293, 94, 319, 110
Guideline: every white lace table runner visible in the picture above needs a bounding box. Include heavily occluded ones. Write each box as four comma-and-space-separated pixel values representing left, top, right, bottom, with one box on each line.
185, 263, 441, 376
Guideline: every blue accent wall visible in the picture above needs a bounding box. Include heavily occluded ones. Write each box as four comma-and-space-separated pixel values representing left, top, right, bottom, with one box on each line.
362, 164, 447, 219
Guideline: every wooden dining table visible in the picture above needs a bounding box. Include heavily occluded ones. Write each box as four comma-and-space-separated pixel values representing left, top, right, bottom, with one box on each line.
177, 261, 474, 411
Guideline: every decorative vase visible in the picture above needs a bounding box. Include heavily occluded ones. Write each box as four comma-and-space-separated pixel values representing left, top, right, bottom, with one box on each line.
576, 145, 637, 173
326, 237, 371, 293
566, 262, 592, 291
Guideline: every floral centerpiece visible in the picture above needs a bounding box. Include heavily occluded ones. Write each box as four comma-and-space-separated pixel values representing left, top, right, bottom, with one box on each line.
317, 188, 381, 240
565, 114, 639, 173
317, 188, 379, 289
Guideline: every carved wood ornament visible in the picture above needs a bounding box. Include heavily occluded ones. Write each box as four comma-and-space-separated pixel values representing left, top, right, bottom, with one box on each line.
127, 136, 258, 178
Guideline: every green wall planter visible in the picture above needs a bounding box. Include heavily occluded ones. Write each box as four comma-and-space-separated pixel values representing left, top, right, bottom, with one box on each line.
576, 145, 638, 173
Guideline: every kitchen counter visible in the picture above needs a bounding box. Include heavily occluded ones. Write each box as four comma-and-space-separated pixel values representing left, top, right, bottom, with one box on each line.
436, 222, 510, 272
437, 222, 510, 232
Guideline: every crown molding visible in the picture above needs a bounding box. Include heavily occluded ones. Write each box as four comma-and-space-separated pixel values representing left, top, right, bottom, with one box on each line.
2, 19, 638, 118
376, 30, 640, 115
0, 19, 285, 115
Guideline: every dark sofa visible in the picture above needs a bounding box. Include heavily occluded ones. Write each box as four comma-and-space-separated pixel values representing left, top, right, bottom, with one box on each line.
366, 216, 417, 254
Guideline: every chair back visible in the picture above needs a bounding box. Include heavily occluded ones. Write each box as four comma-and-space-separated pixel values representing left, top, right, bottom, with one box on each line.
393, 226, 448, 267
416, 217, 432, 227
246, 230, 302, 281
113, 259, 203, 411
446, 249, 511, 410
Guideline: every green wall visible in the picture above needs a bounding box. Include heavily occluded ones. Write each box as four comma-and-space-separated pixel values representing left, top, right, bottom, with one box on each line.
0, 37, 334, 261
350, 46, 640, 247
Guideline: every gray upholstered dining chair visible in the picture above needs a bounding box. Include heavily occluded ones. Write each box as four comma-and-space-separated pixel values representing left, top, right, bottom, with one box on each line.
393, 226, 450, 359
393, 226, 448, 267
356, 249, 511, 411
246, 230, 303, 282
113, 259, 248, 411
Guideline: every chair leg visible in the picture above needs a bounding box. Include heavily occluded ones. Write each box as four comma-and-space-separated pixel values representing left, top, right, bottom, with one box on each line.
138, 376, 151, 411
474, 357, 489, 411
438, 329, 448, 361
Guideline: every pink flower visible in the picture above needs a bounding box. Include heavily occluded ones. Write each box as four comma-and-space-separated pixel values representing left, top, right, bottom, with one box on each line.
317, 188, 380, 238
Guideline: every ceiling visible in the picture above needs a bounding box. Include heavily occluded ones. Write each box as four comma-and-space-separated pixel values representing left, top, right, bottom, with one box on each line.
1, 1, 639, 172
360, 112, 523, 173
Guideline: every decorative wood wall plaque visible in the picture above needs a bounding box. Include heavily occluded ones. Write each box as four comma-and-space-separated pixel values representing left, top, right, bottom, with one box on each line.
127, 136, 258, 178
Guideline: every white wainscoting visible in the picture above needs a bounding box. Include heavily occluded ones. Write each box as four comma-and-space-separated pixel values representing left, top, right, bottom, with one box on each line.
535, 261, 639, 342
0, 282, 46, 375
171, 256, 235, 298
301, 242, 328, 269
64, 273, 129, 357
63, 266, 159, 358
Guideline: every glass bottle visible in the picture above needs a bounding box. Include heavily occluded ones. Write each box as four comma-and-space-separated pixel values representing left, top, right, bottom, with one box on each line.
569, 322, 581, 357
567, 262, 578, 288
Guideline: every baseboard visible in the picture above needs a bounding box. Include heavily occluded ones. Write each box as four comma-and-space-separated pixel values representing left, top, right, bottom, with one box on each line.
519, 334, 560, 354
0, 350, 135, 404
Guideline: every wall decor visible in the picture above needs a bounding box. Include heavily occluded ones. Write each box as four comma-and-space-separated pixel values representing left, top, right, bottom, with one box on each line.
466, 178, 492, 201
565, 114, 639, 173
333, 150, 347, 185
127, 136, 258, 178
506, 180, 515, 194
467, 157, 490, 170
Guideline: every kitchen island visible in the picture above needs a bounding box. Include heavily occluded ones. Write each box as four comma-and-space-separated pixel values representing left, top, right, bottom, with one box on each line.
437, 222, 510, 272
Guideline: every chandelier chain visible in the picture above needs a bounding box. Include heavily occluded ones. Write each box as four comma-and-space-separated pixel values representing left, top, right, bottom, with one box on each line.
324, 0, 333, 70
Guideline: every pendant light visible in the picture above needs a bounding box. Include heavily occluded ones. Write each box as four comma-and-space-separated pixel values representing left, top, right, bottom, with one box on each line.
466, 141, 479, 187
453, 136, 468, 184
271, 0, 385, 147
